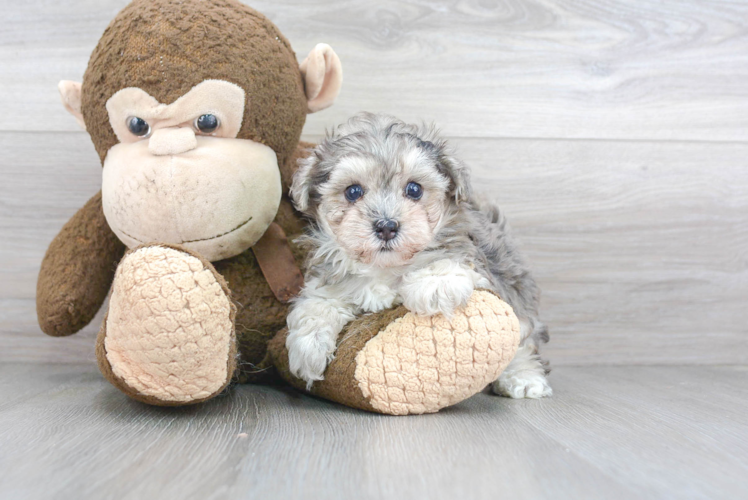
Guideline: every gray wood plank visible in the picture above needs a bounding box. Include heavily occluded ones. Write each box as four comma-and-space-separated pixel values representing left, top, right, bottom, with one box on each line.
1, 0, 748, 141
460, 137, 748, 366
2, 131, 746, 365
0, 363, 746, 500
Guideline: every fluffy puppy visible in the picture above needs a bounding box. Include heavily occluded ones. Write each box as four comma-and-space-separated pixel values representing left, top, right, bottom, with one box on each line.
287, 112, 551, 398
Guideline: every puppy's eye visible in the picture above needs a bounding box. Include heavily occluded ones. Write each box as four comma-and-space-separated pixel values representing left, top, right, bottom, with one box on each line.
126, 116, 150, 137
344, 184, 364, 202
405, 181, 423, 200
195, 114, 219, 134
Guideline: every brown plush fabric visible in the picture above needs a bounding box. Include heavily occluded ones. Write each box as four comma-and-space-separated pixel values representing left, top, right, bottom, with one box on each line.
213, 246, 284, 382
269, 306, 411, 413
252, 223, 304, 303
274, 196, 306, 237
36, 192, 126, 336
81, 0, 308, 170
214, 227, 308, 384
96, 243, 238, 406
279, 140, 315, 196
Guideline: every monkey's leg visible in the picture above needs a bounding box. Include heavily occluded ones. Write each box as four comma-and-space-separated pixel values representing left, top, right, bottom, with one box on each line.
270, 290, 521, 415
96, 245, 236, 406
37, 191, 126, 336
212, 247, 290, 384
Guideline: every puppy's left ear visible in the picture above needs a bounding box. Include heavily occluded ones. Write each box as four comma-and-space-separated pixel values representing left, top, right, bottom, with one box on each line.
438, 151, 472, 204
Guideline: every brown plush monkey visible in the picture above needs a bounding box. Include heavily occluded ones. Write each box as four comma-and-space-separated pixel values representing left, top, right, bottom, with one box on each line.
38, 0, 520, 414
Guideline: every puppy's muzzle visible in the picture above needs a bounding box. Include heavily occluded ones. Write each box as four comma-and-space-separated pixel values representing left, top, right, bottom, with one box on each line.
374, 219, 399, 241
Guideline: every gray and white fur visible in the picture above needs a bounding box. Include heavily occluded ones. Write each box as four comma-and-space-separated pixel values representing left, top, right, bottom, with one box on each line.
286, 112, 551, 398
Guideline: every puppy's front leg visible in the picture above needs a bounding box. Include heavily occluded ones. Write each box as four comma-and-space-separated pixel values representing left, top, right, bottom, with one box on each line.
286, 291, 358, 389
400, 259, 489, 317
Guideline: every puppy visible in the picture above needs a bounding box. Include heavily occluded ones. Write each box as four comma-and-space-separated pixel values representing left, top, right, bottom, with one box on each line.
286, 112, 552, 398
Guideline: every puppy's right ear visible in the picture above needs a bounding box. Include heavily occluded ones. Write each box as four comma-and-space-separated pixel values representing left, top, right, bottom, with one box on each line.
290, 153, 318, 216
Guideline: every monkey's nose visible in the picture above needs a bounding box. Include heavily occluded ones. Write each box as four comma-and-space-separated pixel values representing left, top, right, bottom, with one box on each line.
374, 219, 399, 241
148, 127, 197, 156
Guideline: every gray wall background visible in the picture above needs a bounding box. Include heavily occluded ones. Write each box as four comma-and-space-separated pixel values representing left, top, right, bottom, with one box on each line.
1, 0, 746, 366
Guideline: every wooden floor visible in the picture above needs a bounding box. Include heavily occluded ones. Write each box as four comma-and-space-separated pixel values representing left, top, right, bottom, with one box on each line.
1, 0, 747, 498
0, 363, 745, 500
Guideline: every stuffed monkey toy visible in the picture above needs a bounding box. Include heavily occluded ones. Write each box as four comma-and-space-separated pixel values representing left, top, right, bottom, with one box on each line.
38, 0, 520, 415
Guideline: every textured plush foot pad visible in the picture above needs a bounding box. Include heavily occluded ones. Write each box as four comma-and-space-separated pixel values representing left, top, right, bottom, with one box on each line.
270, 290, 520, 415
97, 245, 236, 406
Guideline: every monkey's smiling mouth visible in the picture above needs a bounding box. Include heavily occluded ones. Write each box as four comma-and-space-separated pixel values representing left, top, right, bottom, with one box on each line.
121, 216, 253, 245
182, 216, 254, 243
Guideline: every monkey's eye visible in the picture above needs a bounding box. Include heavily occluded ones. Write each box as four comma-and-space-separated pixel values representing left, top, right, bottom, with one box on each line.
126, 116, 150, 137
405, 182, 423, 200
195, 114, 219, 134
344, 184, 364, 202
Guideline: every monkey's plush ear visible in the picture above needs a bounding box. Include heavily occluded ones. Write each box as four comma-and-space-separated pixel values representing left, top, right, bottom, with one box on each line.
300, 43, 342, 113
58, 80, 86, 130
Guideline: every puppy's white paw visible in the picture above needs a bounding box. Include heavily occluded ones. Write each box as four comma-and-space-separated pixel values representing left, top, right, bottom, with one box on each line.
286, 294, 357, 389
492, 371, 553, 399
400, 259, 481, 317
286, 323, 337, 390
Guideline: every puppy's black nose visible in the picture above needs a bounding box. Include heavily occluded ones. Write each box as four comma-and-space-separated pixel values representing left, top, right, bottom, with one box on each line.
374, 219, 399, 241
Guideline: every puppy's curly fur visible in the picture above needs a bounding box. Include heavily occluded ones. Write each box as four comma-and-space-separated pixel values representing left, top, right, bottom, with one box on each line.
286, 112, 551, 398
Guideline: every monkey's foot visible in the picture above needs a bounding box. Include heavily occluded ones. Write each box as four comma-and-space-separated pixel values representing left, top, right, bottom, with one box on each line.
97, 245, 236, 406
270, 290, 520, 415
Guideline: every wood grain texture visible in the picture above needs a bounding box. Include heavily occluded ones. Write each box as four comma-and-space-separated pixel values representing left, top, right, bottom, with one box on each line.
461, 137, 748, 365
2, 131, 746, 365
1, 0, 748, 141
0, 363, 746, 500
2, 2, 747, 497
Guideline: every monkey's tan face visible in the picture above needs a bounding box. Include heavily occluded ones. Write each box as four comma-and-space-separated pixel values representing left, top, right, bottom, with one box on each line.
101, 80, 281, 261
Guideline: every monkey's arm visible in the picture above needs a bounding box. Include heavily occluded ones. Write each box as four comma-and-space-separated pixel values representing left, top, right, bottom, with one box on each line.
37, 191, 126, 336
